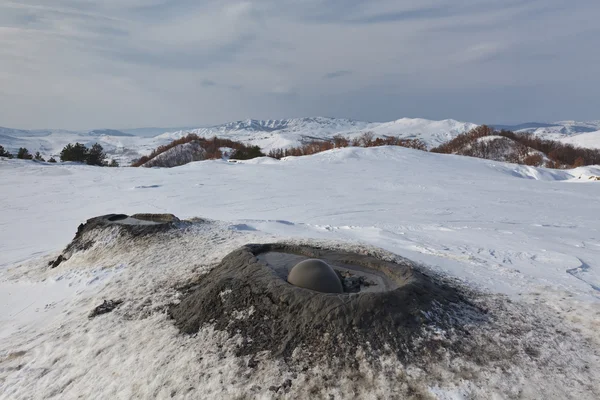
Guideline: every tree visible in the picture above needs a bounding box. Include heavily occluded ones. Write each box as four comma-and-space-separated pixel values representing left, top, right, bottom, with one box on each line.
34, 152, 45, 162
17, 147, 33, 160
573, 156, 585, 168
86, 143, 106, 166
48, 157, 57, 163
0, 145, 13, 158
60, 143, 88, 162
108, 159, 119, 167
230, 145, 265, 160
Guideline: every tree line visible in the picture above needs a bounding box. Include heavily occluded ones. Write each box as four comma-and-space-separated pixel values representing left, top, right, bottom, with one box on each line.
267, 133, 427, 159
0, 143, 118, 166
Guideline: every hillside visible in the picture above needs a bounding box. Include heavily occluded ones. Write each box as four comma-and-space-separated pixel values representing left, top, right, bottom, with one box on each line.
559, 130, 600, 149
432, 126, 600, 168
140, 141, 207, 168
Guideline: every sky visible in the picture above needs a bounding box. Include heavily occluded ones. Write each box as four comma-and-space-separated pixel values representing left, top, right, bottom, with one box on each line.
0, 0, 599, 130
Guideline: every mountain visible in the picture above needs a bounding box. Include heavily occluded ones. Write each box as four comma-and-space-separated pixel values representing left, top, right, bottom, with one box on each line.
492, 121, 600, 140
88, 129, 134, 137
120, 127, 203, 137
559, 130, 600, 149
491, 122, 561, 131
158, 117, 478, 151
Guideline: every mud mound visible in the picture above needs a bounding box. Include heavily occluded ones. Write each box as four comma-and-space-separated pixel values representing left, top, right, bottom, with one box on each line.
49, 213, 186, 268
171, 243, 488, 366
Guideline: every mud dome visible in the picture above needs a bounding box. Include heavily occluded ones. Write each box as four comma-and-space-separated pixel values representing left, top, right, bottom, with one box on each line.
49, 213, 186, 268
171, 243, 489, 365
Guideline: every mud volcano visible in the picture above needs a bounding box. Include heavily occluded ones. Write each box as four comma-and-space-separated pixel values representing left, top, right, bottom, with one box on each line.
172, 243, 486, 364
287, 259, 343, 293
49, 213, 183, 268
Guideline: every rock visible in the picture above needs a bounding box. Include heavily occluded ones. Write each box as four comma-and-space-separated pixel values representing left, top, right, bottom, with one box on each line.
89, 300, 123, 318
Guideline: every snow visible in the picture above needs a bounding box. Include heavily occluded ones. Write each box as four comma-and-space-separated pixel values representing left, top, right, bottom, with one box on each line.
514, 121, 600, 140
560, 130, 600, 149
1, 147, 599, 398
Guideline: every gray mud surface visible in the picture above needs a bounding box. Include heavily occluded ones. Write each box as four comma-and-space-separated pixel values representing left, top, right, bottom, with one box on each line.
171, 243, 489, 366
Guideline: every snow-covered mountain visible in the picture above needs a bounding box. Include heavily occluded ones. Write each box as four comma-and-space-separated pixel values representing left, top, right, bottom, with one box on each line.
559, 130, 600, 149
157, 117, 478, 152
88, 129, 134, 137
494, 121, 600, 139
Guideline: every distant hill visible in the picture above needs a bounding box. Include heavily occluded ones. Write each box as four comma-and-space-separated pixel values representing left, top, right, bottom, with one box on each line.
88, 129, 135, 137
157, 117, 479, 151
431, 125, 600, 168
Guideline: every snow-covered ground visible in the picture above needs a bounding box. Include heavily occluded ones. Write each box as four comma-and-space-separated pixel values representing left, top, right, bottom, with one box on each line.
559, 130, 600, 149
1, 147, 599, 398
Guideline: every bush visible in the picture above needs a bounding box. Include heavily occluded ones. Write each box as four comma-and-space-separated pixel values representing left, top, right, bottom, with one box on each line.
34, 152, 45, 162
48, 157, 57, 163
86, 143, 106, 166
108, 159, 119, 167
17, 148, 33, 160
230, 145, 265, 160
60, 143, 88, 162
0, 145, 13, 158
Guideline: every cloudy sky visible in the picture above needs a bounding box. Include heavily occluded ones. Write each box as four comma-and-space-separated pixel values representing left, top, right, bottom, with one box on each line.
0, 0, 599, 129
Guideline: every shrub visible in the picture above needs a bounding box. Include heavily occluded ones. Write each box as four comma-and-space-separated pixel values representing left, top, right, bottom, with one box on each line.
523, 153, 544, 167
60, 143, 88, 162
108, 159, 119, 167
17, 148, 33, 160
0, 145, 13, 158
86, 143, 106, 166
48, 157, 57, 163
34, 152, 45, 162
231, 145, 265, 160
572, 156, 585, 168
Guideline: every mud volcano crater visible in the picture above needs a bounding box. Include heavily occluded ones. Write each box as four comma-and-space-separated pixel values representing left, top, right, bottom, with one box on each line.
50, 213, 183, 268
172, 243, 487, 364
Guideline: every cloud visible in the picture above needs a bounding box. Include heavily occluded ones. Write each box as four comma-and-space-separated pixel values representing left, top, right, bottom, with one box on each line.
323, 70, 352, 79
0, 0, 599, 129
201, 79, 217, 87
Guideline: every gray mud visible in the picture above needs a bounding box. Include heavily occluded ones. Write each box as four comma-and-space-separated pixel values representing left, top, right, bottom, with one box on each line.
171, 243, 488, 366
258, 251, 397, 293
